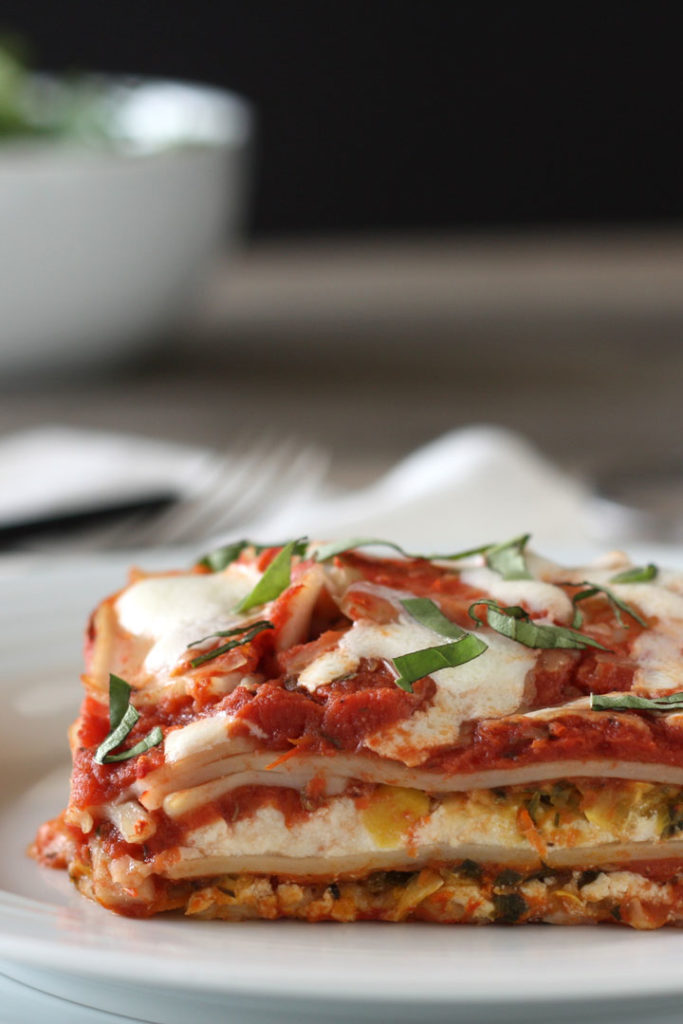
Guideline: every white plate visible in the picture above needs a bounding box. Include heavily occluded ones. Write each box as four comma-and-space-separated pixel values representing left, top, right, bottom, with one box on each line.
3, 550, 683, 1024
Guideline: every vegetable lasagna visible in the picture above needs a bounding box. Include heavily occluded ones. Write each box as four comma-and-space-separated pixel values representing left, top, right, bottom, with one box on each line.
32, 536, 683, 928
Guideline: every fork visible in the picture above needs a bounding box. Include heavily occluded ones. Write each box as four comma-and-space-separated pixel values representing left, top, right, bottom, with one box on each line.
34, 436, 329, 551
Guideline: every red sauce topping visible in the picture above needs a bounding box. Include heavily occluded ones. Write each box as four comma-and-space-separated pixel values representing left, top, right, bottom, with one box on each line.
69, 551, 673, 811
427, 711, 683, 776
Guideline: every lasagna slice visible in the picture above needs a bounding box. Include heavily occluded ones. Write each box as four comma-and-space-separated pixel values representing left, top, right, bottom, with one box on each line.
32, 537, 683, 928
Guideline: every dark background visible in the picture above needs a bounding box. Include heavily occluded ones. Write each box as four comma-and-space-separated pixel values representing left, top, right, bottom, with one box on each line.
3, 3, 682, 237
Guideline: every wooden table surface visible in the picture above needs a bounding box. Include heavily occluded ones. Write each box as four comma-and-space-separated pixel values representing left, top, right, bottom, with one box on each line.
2, 229, 682, 497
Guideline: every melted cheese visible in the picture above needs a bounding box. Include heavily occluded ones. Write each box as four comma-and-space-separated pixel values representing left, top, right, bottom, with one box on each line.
626, 584, 683, 695
298, 615, 439, 691
611, 582, 683, 622
459, 566, 573, 623
295, 610, 535, 766
115, 566, 259, 675
366, 630, 535, 764
297, 613, 494, 692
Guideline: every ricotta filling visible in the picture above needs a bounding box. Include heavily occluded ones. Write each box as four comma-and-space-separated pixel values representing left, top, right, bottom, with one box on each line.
135, 781, 683, 882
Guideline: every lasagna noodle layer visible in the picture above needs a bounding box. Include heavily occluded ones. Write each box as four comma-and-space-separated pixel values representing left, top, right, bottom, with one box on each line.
50, 777, 683, 920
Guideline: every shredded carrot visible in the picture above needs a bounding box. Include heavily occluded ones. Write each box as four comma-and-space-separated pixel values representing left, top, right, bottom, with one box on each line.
264, 746, 302, 771
517, 806, 548, 857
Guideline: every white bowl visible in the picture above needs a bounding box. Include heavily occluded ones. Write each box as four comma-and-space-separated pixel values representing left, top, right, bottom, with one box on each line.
0, 77, 252, 375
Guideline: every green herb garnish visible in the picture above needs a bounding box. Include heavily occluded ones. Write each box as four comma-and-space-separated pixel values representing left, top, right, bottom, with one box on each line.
392, 639, 489, 693
568, 582, 647, 629
236, 537, 307, 612
312, 537, 408, 562
400, 597, 475, 639
485, 534, 532, 581
610, 563, 658, 584
391, 596, 488, 692
198, 540, 250, 572
591, 692, 683, 713
311, 537, 492, 563
198, 538, 308, 573
94, 674, 163, 765
187, 620, 274, 667
468, 600, 611, 651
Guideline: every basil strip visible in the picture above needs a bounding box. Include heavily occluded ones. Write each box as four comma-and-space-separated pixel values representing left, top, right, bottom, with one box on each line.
312, 537, 407, 562
187, 619, 274, 648
312, 537, 492, 563
485, 534, 532, 581
236, 537, 306, 612
94, 674, 163, 765
197, 540, 250, 572
393, 637, 488, 693
100, 727, 164, 763
569, 582, 647, 629
391, 597, 488, 691
400, 597, 470, 640
610, 563, 658, 584
468, 600, 611, 652
591, 692, 683, 713
198, 538, 308, 573
188, 620, 274, 668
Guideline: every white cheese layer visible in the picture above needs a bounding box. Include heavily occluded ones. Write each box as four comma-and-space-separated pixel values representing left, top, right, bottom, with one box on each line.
167, 787, 667, 869
611, 582, 683, 622
623, 583, 683, 695
296, 610, 535, 765
365, 630, 535, 764
459, 566, 573, 623
115, 566, 259, 675
298, 614, 450, 691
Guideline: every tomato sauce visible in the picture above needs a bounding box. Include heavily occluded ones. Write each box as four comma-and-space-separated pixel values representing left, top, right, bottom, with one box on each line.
69, 552, 671, 812
427, 711, 683, 776
71, 691, 197, 807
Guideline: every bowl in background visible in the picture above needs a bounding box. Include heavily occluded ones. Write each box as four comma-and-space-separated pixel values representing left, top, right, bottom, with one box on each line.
0, 75, 252, 376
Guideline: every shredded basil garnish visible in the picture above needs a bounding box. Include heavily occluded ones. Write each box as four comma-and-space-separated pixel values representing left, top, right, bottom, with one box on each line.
236, 537, 307, 612
610, 563, 658, 584
198, 540, 250, 572
188, 620, 274, 667
485, 534, 532, 581
400, 597, 476, 640
391, 597, 488, 691
591, 692, 683, 712
311, 537, 492, 563
100, 728, 165, 763
392, 638, 488, 693
198, 538, 308, 573
312, 537, 408, 562
568, 582, 647, 629
94, 674, 163, 765
468, 600, 611, 651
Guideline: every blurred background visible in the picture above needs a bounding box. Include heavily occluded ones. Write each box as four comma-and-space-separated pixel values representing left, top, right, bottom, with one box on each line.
1, 2, 683, 545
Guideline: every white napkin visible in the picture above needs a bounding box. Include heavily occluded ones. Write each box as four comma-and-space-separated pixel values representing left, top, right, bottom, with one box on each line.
0, 426, 212, 527
0, 424, 594, 550
249, 426, 594, 551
